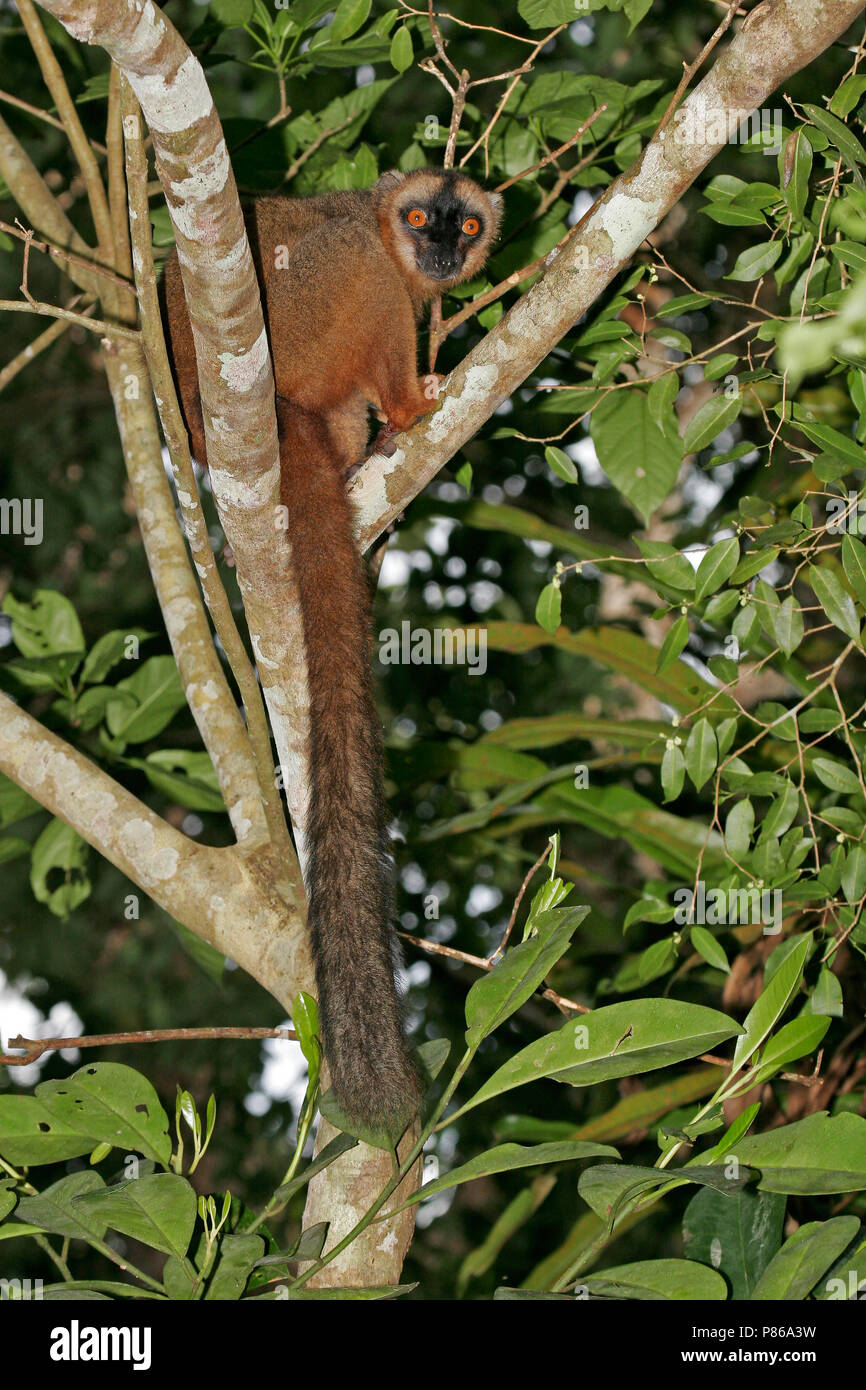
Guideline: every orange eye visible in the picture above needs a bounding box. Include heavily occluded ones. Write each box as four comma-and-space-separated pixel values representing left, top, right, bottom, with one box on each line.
462, 216, 480, 236
407, 208, 427, 228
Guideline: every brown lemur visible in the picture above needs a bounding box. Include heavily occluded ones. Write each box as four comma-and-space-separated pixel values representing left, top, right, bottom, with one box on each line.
162, 168, 502, 1132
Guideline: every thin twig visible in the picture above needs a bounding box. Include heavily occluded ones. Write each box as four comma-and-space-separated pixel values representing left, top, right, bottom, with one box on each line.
1, 1026, 297, 1066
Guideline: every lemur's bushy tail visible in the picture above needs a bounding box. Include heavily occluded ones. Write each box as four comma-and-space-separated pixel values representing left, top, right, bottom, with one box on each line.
277, 398, 421, 1131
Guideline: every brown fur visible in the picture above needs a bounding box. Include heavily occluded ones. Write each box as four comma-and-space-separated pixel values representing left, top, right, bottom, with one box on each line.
162, 170, 501, 1131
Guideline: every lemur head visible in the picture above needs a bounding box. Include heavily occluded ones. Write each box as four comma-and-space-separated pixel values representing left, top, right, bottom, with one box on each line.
373, 168, 502, 301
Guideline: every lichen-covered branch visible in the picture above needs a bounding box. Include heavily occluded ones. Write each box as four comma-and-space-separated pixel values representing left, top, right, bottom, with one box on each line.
0, 691, 311, 1006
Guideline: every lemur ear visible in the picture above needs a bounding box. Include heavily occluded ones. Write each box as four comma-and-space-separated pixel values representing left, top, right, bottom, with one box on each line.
486, 190, 503, 214
375, 170, 406, 195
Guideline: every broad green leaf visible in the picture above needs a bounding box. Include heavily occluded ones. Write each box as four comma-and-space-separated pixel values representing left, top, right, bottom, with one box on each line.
731, 935, 812, 1073
36, 1064, 172, 1166
660, 740, 685, 801
683, 397, 742, 456
842, 534, 866, 609
694, 537, 740, 603
725, 799, 754, 858
682, 1187, 785, 1299
751, 1015, 831, 1086
587, 1257, 727, 1301
205, 1233, 265, 1300
2, 589, 84, 661
29, 820, 90, 919
389, 23, 413, 72
691, 926, 729, 973
684, 718, 717, 791
106, 656, 187, 743
750, 1217, 861, 1299
656, 616, 690, 677
726, 240, 783, 282
0, 1096, 99, 1166
637, 541, 695, 592
15, 1171, 108, 1241
807, 969, 843, 1019
842, 844, 866, 901
76, 1174, 197, 1258
465, 906, 589, 1047
0, 775, 41, 829
80, 629, 152, 684
723, 1112, 866, 1193
812, 757, 862, 795
807, 564, 861, 642
456, 1000, 742, 1117
767, 595, 804, 658
124, 751, 224, 813
578, 1162, 753, 1224
544, 446, 578, 482
535, 582, 561, 635
396, 1141, 618, 1211
804, 103, 866, 187
591, 390, 683, 524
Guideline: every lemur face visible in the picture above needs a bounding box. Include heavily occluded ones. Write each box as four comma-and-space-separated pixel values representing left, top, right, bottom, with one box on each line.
374, 169, 502, 296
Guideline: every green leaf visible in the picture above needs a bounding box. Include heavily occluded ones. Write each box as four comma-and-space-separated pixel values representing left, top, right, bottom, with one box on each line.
15, 1171, 108, 1241
589, 1257, 728, 1301
842, 844, 866, 901
591, 390, 683, 524
656, 616, 689, 676
29, 819, 90, 919
812, 756, 862, 794
661, 740, 685, 801
396, 1141, 618, 1211
731, 935, 812, 1073
535, 582, 561, 635
727, 1113, 866, 1194
465, 906, 589, 1047
36, 1063, 172, 1166
691, 926, 730, 973
329, 0, 372, 42
751, 1015, 831, 1085
206, 1233, 265, 1300
803, 104, 866, 188
456, 1000, 742, 1117
80, 629, 152, 684
751, 1217, 862, 1300
768, 595, 804, 657
842, 534, 866, 610
76, 1174, 197, 1258
389, 23, 413, 72
0, 1096, 99, 1166
682, 1187, 785, 1299
106, 656, 188, 743
544, 446, 578, 482
684, 718, 717, 791
725, 240, 783, 282
725, 798, 754, 858
694, 537, 740, 603
636, 541, 695, 592
782, 129, 812, 222
2, 589, 84, 661
682, 396, 742, 456
807, 564, 861, 642
125, 750, 224, 813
